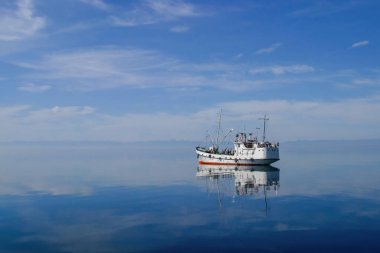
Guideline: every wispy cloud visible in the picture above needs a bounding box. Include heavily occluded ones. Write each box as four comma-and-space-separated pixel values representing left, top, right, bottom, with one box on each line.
148, 0, 199, 17
110, 11, 156, 27
110, 0, 202, 27
337, 78, 380, 89
13, 48, 266, 91
333, 69, 380, 89
28, 106, 95, 120
80, 0, 111, 11
170, 25, 189, 33
256, 43, 282, 55
351, 40, 369, 48
0, 0, 45, 41
18, 83, 51, 92
14, 48, 185, 90
0, 105, 30, 117
352, 78, 379, 86
14, 48, 375, 94
250, 65, 315, 75
289, 1, 359, 17
0, 105, 93, 120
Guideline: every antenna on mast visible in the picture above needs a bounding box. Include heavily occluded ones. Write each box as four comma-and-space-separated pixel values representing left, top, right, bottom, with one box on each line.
259, 115, 269, 142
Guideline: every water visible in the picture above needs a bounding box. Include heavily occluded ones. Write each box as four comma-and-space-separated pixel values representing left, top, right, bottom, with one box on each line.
0, 140, 380, 252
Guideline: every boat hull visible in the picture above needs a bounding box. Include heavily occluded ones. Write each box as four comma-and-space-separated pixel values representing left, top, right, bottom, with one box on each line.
196, 148, 279, 167
198, 159, 278, 166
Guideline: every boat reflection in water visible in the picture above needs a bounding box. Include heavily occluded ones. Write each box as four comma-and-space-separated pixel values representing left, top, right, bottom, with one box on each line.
196, 165, 280, 214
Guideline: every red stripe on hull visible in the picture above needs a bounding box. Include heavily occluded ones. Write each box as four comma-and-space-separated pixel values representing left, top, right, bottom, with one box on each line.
198, 161, 261, 166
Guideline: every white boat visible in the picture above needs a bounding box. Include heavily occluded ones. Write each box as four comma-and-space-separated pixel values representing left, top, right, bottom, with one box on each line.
196, 114, 280, 166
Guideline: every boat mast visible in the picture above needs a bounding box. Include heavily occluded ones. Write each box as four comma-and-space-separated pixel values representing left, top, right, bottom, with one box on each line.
259, 115, 269, 142
216, 109, 222, 148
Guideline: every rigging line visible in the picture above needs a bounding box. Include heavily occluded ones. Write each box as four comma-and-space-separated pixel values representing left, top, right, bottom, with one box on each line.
259, 115, 269, 142
216, 109, 222, 148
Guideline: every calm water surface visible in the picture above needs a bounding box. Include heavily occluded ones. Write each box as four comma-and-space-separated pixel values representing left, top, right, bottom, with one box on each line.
0, 141, 379, 252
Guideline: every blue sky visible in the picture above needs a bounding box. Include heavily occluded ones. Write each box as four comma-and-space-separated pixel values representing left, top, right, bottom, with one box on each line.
0, 0, 379, 142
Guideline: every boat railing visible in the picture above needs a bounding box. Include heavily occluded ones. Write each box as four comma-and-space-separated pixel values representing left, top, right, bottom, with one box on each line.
257, 142, 279, 148
196, 146, 235, 155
